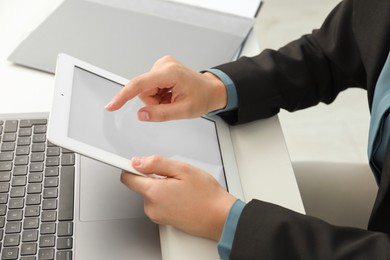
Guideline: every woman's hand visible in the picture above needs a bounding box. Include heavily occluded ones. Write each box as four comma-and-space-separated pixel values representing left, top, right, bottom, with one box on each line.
106, 56, 227, 122
120, 155, 236, 241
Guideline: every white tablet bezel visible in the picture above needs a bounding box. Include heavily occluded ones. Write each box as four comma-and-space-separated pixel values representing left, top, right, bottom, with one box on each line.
48, 53, 244, 199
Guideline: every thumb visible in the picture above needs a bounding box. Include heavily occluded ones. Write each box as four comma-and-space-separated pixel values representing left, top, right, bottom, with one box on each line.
132, 155, 182, 178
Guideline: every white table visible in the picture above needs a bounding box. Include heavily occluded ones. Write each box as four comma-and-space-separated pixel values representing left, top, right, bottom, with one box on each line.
0, 1, 305, 259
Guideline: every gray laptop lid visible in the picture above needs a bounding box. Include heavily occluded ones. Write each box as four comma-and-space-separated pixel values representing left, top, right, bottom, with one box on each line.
8, 0, 254, 79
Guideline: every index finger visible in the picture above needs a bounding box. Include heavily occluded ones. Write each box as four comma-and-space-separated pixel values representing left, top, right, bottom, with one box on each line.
105, 71, 172, 111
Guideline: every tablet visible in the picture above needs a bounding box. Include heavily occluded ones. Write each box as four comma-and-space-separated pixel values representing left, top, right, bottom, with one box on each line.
48, 53, 244, 198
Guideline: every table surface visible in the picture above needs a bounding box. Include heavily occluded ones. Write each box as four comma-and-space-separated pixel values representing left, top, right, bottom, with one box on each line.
0, 1, 304, 259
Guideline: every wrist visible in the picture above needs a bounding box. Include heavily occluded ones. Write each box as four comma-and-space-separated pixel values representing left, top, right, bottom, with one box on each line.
208, 192, 237, 241
202, 72, 228, 113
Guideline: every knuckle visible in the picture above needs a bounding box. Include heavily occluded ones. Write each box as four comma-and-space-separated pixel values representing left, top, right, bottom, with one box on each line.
119, 172, 126, 184
155, 55, 174, 67
156, 109, 168, 121
149, 154, 163, 165
130, 75, 143, 89
144, 206, 160, 224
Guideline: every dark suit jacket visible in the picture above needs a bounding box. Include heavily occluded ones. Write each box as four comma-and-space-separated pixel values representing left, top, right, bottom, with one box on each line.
215, 0, 390, 258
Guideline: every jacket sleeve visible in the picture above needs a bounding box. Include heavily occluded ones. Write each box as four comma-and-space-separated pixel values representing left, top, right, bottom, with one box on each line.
214, 0, 390, 258
215, 0, 366, 125
230, 200, 390, 259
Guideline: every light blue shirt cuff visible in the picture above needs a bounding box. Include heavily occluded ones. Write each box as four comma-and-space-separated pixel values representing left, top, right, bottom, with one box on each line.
204, 69, 238, 116
217, 199, 246, 260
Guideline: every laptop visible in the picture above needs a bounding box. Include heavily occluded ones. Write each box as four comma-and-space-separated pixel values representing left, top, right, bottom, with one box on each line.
0, 112, 163, 260
7, 0, 255, 80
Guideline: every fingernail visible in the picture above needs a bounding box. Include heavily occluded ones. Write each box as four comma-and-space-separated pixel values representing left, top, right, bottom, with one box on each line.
132, 157, 142, 167
139, 111, 150, 121
105, 102, 113, 110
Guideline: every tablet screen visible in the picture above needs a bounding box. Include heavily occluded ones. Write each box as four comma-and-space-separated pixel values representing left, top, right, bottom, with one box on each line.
68, 67, 227, 189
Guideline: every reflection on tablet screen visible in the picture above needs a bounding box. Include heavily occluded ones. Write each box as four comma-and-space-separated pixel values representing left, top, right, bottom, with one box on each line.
68, 67, 227, 190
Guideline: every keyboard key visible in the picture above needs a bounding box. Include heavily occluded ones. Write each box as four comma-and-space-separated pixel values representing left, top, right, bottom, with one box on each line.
17, 136, 31, 146
33, 125, 47, 134
18, 128, 32, 137
57, 237, 73, 250
40, 223, 56, 235
0, 193, 8, 204
15, 146, 29, 155
0, 161, 13, 171
21, 243, 37, 256
13, 166, 28, 176
3, 133, 17, 142
30, 153, 44, 162
0, 216, 5, 227
23, 218, 39, 229
61, 154, 75, 166
3, 234, 20, 246
27, 183, 42, 194
10, 187, 26, 198
61, 148, 73, 154
20, 119, 47, 128
45, 167, 59, 177
32, 134, 46, 143
22, 230, 38, 242
0, 172, 11, 182
5, 221, 22, 234
29, 162, 44, 172
26, 194, 41, 205
19, 256, 36, 260
1, 143, 15, 153
38, 248, 54, 260
56, 250, 72, 260
11, 176, 27, 187
8, 198, 24, 209
47, 141, 57, 147
1, 247, 19, 259
46, 157, 59, 167
14, 155, 29, 166
0, 183, 10, 193
43, 188, 58, 199
31, 143, 45, 153
28, 172, 43, 183
59, 166, 75, 221
44, 177, 58, 188
7, 209, 23, 221
24, 206, 40, 217
0, 152, 14, 161
46, 147, 60, 157
4, 120, 18, 133
41, 211, 57, 222
0, 205, 7, 216
39, 235, 55, 247
42, 199, 57, 210
1, 142, 16, 152
57, 222, 73, 237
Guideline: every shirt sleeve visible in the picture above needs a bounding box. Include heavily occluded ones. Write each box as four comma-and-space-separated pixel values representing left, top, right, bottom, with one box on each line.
204, 68, 238, 116
218, 199, 246, 260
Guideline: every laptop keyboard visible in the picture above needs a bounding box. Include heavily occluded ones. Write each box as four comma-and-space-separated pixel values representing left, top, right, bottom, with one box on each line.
0, 119, 74, 260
